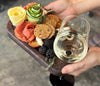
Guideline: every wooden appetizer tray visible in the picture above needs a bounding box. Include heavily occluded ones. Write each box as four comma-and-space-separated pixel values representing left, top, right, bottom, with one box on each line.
7, 21, 68, 76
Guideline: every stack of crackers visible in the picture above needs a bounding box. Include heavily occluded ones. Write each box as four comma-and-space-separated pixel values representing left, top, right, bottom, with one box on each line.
28, 14, 62, 48
34, 14, 60, 39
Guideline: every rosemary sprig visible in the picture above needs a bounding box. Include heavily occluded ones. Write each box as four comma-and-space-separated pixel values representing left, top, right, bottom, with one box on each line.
45, 56, 56, 71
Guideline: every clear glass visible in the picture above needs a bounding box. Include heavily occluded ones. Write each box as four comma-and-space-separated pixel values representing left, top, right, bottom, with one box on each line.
53, 15, 90, 63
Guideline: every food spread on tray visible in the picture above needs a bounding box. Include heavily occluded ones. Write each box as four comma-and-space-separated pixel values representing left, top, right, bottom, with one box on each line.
7, 2, 62, 63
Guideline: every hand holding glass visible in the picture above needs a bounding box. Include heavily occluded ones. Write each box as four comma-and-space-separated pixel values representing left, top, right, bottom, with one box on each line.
53, 15, 90, 63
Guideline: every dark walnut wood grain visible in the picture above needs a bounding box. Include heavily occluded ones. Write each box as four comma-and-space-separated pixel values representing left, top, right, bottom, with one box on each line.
6, 21, 69, 76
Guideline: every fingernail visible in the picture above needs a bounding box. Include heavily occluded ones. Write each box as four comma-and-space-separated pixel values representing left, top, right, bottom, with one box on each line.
62, 65, 72, 74
61, 68, 68, 74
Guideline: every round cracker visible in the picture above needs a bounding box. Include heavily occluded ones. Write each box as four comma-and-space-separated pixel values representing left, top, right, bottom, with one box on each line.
45, 19, 57, 28
47, 24, 55, 39
46, 14, 59, 22
44, 14, 59, 27
34, 24, 52, 39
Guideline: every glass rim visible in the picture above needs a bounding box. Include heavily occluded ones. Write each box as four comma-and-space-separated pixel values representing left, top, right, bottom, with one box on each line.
60, 15, 90, 34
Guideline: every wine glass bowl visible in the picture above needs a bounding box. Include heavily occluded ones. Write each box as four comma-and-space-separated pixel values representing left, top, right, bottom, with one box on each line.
53, 15, 90, 63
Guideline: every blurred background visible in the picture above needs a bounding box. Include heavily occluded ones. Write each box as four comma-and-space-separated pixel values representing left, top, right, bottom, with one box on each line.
0, 0, 100, 86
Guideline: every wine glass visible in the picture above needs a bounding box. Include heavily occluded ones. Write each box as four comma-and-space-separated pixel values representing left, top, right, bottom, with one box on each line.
53, 15, 90, 63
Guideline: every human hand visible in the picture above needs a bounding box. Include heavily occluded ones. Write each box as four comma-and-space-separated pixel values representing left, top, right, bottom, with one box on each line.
45, 0, 100, 20
45, 0, 77, 20
62, 47, 100, 76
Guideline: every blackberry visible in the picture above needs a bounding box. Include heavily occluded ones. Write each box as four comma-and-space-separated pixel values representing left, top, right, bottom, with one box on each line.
39, 46, 47, 55
46, 49, 55, 59
44, 39, 53, 49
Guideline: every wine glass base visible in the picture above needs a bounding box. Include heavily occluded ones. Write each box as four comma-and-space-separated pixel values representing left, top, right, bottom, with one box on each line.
49, 74, 75, 86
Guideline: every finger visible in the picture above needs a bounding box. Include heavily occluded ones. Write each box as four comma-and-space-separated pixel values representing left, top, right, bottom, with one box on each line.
68, 71, 81, 76
44, 2, 55, 10
55, 9, 70, 20
62, 61, 85, 74
67, 67, 87, 76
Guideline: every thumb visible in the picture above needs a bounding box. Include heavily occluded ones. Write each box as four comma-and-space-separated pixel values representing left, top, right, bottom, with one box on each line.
62, 61, 85, 74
